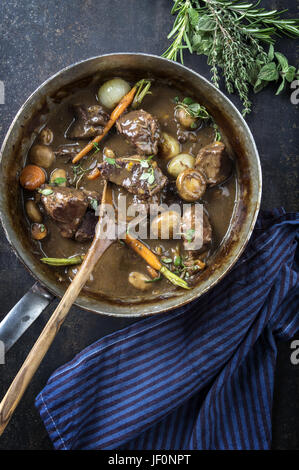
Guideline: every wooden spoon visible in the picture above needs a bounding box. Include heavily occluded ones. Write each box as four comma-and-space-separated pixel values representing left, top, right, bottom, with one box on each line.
0, 181, 115, 436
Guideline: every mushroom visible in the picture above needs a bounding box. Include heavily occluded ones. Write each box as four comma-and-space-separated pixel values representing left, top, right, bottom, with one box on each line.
103, 147, 116, 160
176, 168, 207, 202
50, 168, 67, 186
19, 165, 46, 191
25, 200, 43, 223
38, 127, 54, 145
31, 223, 47, 240
29, 144, 55, 169
128, 271, 151, 291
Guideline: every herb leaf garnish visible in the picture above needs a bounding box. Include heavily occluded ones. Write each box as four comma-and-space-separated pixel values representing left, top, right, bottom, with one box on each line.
71, 164, 90, 188
175, 96, 221, 140
89, 198, 98, 211
163, 1, 299, 115
53, 177, 67, 186
38, 188, 53, 196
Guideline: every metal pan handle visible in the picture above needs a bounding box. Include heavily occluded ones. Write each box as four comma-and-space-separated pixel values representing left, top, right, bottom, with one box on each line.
0, 283, 54, 353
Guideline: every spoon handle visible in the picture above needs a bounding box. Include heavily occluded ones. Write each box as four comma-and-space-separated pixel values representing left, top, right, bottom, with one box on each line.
0, 183, 112, 436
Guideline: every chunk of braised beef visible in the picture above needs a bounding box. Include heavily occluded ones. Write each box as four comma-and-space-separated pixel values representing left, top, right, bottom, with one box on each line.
40, 186, 89, 238
116, 110, 161, 156
181, 207, 212, 252
98, 155, 167, 199
75, 211, 98, 242
55, 144, 83, 162
181, 208, 211, 280
67, 104, 109, 140
82, 189, 102, 207
195, 142, 232, 186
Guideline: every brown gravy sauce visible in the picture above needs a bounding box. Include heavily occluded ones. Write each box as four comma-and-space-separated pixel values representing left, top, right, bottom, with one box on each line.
22, 81, 236, 302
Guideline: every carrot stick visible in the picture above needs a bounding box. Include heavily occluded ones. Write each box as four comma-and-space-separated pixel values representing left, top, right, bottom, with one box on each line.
146, 265, 159, 279
124, 233, 190, 290
72, 86, 137, 164
87, 167, 101, 180
125, 232, 162, 271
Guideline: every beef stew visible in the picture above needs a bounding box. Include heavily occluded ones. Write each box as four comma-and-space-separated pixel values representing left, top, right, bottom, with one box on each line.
20, 77, 236, 302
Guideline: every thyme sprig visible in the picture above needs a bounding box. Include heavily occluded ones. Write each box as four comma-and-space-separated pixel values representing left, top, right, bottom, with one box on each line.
175, 96, 210, 119
163, 0, 299, 115
71, 143, 100, 188
71, 164, 90, 188
174, 96, 221, 138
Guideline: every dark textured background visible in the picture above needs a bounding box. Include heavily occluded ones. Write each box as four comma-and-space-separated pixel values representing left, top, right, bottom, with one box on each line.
0, 0, 298, 450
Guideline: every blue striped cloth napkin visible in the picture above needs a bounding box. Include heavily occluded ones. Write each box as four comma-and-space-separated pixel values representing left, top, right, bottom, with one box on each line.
35, 208, 299, 450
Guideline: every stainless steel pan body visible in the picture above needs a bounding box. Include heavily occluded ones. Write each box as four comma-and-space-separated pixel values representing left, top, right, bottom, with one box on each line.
0, 53, 262, 319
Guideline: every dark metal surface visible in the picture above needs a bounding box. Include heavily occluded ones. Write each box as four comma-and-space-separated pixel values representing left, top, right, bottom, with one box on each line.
0, 0, 298, 450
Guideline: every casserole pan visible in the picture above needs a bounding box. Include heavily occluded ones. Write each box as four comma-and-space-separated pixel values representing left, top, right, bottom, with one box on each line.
0, 53, 262, 321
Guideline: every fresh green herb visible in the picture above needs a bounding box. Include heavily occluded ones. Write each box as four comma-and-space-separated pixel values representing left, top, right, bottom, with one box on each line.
140, 156, 156, 185
184, 228, 195, 242
177, 96, 210, 119
120, 156, 156, 185
122, 155, 154, 165
89, 198, 98, 211
140, 160, 149, 168
174, 255, 182, 267
132, 79, 153, 109
161, 257, 173, 264
105, 157, 116, 165
38, 188, 53, 196
159, 265, 190, 289
163, 0, 299, 115
173, 253, 205, 279
53, 177, 67, 186
148, 173, 155, 185
92, 142, 101, 153
163, 0, 193, 63
40, 255, 84, 266
104, 156, 122, 168
40, 224, 46, 233
254, 48, 298, 95
175, 96, 221, 139
140, 170, 155, 185
213, 121, 221, 141
71, 144, 100, 188
71, 164, 90, 188
145, 275, 163, 283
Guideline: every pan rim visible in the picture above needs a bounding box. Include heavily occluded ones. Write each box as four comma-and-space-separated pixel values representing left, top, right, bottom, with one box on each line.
0, 52, 262, 317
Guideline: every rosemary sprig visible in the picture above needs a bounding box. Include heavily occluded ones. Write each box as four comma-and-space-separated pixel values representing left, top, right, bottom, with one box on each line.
163, 0, 299, 115
163, 0, 194, 62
